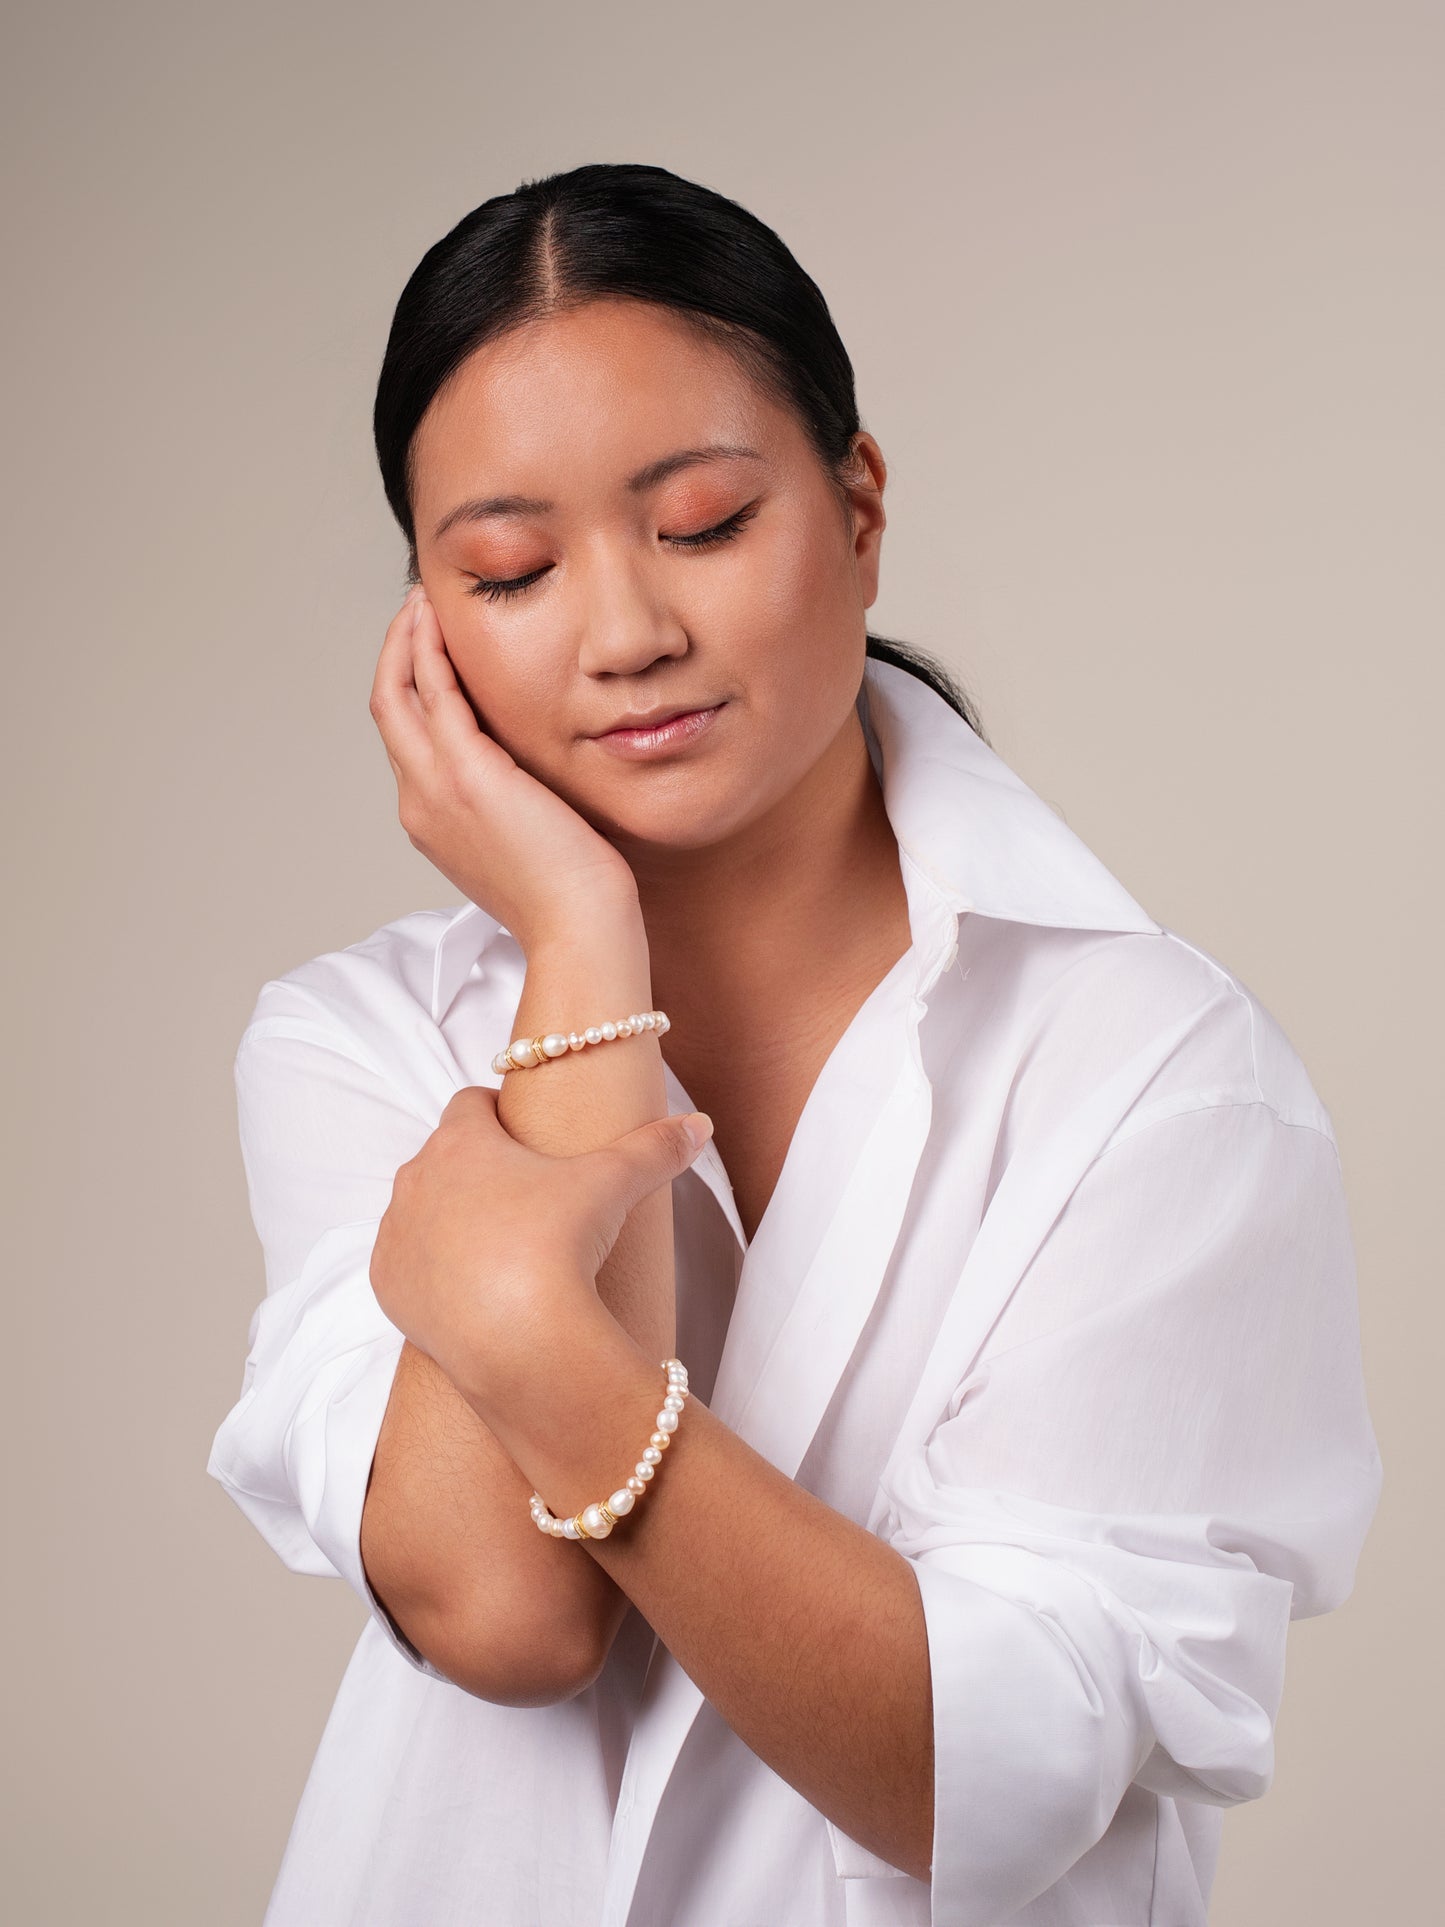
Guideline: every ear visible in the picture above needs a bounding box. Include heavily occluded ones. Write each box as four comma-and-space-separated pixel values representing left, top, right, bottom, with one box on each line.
842, 431, 887, 605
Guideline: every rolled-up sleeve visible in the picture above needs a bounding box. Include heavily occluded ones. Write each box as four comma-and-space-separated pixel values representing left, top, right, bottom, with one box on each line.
206, 1005, 450, 1680
874, 1098, 1383, 1927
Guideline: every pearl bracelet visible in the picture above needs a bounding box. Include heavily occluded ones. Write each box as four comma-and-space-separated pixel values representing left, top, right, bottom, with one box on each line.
530, 1358, 690, 1541
492, 1008, 670, 1077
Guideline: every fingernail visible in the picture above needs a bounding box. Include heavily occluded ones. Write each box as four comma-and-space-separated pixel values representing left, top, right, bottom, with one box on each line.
684, 1112, 714, 1148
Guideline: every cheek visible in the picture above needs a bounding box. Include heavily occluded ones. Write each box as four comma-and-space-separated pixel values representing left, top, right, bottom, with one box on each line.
735, 511, 852, 634
442, 624, 563, 747
437, 653, 532, 764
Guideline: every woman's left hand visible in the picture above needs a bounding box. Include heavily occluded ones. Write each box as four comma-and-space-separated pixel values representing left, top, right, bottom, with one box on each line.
368, 1083, 713, 1422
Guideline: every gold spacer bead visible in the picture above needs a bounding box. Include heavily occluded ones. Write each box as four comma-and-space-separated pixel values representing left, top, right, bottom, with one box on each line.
572, 1513, 591, 1540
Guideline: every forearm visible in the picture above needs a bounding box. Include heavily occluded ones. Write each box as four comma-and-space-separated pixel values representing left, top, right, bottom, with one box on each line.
497, 901, 675, 1363
362, 895, 673, 1697
362, 1335, 603, 1702
477, 1304, 936, 1879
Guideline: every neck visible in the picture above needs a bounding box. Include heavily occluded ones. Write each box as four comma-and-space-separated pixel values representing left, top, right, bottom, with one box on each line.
616, 710, 909, 1023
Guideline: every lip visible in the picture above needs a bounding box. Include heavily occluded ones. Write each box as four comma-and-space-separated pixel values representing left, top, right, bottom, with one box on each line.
590, 703, 726, 758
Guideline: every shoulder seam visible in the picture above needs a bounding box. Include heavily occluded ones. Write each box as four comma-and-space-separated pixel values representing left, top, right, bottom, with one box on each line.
1098, 1090, 1339, 1163
235, 1008, 389, 1081
1155, 926, 1265, 1106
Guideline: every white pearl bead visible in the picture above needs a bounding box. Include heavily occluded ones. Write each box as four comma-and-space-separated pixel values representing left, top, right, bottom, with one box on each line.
527, 1358, 689, 1547
617, 1019, 633, 1037
657, 1013, 670, 1033
601, 1021, 617, 1041
542, 1033, 569, 1058
513, 1039, 538, 1067
568, 1032, 585, 1050
584, 1027, 602, 1045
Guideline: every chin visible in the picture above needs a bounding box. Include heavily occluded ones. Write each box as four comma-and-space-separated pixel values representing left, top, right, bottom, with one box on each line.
583, 781, 758, 855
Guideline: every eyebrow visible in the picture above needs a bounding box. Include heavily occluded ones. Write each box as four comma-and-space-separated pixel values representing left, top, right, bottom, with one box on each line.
430, 442, 766, 542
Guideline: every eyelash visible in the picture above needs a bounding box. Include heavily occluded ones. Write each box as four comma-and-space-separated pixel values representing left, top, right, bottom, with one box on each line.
464, 502, 761, 603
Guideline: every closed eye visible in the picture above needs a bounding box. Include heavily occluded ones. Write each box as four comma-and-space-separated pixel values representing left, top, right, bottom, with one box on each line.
465, 501, 761, 603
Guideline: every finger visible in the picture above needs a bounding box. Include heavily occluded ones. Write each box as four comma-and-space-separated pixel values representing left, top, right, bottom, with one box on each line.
370, 591, 434, 774
410, 593, 516, 774
448, 1084, 543, 1169
440, 1082, 502, 1128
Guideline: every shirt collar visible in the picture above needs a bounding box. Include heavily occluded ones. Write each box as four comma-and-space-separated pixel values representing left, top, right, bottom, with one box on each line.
429, 654, 1161, 1024
856, 654, 1162, 933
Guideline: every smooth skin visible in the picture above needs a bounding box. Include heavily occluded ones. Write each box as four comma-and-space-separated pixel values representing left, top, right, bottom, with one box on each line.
363, 296, 934, 1879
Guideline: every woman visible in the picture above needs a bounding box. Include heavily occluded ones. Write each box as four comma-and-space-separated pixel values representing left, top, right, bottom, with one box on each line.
208, 163, 1383, 1927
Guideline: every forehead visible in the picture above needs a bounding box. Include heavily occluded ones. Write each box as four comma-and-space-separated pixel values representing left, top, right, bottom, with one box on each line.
411, 299, 795, 498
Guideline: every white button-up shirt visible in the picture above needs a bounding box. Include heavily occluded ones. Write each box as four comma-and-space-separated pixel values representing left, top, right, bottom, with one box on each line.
208, 655, 1383, 1927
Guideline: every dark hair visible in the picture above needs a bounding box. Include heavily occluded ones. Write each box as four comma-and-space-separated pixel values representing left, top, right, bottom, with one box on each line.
373, 161, 988, 740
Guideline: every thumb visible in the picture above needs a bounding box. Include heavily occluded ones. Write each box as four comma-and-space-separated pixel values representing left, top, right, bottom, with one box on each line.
627, 1108, 714, 1186
583, 1109, 715, 1237
570, 1109, 720, 1271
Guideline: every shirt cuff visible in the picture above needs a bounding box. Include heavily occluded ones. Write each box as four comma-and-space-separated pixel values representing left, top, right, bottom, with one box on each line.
877, 1470, 1295, 1927
909, 1551, 1148, 1926
207, 1220, 449, 1682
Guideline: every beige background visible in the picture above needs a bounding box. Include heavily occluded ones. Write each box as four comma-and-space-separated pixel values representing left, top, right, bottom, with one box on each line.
4, 3, 1434, 1921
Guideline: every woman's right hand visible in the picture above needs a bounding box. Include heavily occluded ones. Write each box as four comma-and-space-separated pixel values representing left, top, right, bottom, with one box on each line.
369, 587, 642, 955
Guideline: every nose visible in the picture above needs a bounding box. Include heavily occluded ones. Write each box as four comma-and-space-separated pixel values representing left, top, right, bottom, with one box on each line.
575, 544, 692, 679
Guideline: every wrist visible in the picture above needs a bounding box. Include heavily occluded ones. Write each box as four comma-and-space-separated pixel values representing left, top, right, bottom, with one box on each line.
523, 893, 648, 967
487, 1302, 675, 1520
450, 1259, 609, 1416
465, 1287, 643, 1454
